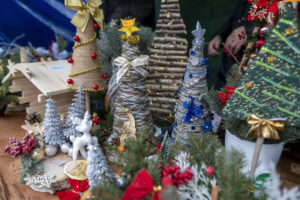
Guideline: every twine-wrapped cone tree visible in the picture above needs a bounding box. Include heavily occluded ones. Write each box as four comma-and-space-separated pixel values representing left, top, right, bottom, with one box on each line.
112, 19, 154, 139
146, 0, 188, 117
65, 0, 105, 112
172, 22, 212, 143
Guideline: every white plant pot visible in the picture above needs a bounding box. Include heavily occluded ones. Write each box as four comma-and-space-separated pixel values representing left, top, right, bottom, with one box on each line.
225, 130, 284, 177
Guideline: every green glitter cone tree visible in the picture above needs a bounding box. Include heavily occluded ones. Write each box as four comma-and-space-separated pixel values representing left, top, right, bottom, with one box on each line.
223, 7, 300, 177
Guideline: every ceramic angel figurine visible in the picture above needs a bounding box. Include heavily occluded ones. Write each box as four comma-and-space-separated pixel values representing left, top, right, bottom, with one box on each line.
120, 111, 137, 146
70, 111, 98, 160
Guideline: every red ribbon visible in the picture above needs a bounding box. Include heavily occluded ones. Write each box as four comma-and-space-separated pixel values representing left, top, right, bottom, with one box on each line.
57, 179, 89, 200
218, 85, 235, 105
122, 169, 161, 200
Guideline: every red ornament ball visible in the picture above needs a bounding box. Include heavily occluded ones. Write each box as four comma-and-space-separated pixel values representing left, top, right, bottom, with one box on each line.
258, 40, 264, 46
206, 166, 214, 175
162, 177, 173, 186
93, 23, 99, 30
67, 79, 73, 84
102, 73, 108, 79
73, 35, 80, 42
91, 53, 97, 59
93, 84, 99, 90
67, 58, 73, 63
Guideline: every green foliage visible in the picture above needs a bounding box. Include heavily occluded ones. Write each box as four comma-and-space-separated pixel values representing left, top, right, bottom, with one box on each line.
119, 131, 159, 183
97, 22, 122, 79
19, 154, 43, 184
138, 26, 154, 54
215, 149, 254, 200
0, 64, 18, 110
187, 133, 222, 167
90, 182, 123, 200
56, 35, 69, 52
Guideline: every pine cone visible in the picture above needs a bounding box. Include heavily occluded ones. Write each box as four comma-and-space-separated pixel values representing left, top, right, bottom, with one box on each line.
26, 112, 42, 124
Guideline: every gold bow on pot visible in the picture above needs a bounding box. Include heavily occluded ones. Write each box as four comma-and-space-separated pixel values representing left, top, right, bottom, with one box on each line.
246, 114, 285, 140
65, 0, 104, 32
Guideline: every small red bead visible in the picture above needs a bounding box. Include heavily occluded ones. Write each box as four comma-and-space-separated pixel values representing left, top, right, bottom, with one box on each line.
73, 35, 80, 42
102, 73, 108, 79
67, 79, 73, 84
91, 53, 97, 59
93, 84, 99, 90
206, 166, 214, 175
93, 23, 99, 30
67, 58, 73, 63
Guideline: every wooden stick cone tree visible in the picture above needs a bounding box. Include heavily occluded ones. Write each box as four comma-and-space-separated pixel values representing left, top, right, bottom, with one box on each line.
146, 0, 188, 117
65, 0, 105, 112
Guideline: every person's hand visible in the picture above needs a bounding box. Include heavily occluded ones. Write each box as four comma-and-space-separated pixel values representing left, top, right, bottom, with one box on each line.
208, 35, 222, 56
224, 26, 246, 55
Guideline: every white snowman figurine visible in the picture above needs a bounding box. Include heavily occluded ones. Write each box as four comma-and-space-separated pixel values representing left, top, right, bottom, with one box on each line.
70, 111, 98, 160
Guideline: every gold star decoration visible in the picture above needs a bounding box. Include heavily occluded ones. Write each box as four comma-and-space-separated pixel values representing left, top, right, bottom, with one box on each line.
119, 18, 140, 36
267, 56, 274, 62
285, 27, 293, 35
246, 81, 253, 87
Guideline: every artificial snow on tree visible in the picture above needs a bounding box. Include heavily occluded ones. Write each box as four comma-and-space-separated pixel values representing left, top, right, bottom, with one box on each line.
263, 164, 300, 200
112, 19, 154, 137
146, 0, 188, 117
175, 152, 216, 200
63, 84, 85, 139
43, 97, 64, 145
86, 143, 115, 188
172, 21, 212, 143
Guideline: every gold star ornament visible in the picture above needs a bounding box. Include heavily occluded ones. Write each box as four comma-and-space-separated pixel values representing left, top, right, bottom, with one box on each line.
119, 18, 140, 36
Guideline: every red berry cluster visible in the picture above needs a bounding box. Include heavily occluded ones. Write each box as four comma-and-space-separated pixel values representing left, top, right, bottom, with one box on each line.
2, 134, 36, 157
253, 39, 265, 48
161, 164, 194, 187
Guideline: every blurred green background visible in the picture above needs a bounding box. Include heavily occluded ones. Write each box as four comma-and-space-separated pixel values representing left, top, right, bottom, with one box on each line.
155, 0, 238, 88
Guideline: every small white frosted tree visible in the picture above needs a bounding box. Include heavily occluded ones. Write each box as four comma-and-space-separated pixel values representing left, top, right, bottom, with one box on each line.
43, 97, 64, 145
86, 144, 115, 188
63, 84, 85, 139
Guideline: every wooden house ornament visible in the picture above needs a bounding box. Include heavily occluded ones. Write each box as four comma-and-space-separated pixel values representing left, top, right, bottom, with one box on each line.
2, 59, 74, 115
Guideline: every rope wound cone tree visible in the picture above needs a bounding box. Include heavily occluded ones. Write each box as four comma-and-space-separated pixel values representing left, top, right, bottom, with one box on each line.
172, 22, 212, 143
146, 0, 188, 117
112, 18, 154, 139
65, 0, 105, 111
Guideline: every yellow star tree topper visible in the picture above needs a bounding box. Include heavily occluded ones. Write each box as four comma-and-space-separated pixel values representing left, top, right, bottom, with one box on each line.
119, 18, 140, 36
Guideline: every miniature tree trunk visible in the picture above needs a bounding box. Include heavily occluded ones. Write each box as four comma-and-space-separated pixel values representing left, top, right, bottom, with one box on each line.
146, 0, 188, 117
68, 15, 105, 112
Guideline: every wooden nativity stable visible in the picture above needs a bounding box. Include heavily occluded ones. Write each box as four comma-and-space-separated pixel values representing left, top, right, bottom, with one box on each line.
2, 59, 74, 116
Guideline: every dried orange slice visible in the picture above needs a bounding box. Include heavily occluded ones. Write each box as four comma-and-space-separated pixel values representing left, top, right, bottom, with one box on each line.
63, 160, 88, 181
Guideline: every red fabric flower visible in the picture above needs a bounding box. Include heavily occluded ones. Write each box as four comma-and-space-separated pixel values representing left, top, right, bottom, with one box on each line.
57, 179, 89, 200
218, 85, 236, 105
122, 169, 161, 200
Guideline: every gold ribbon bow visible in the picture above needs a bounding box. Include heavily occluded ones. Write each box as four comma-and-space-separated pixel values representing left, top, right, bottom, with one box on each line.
65, 0, 103, 32
247, 114, 285, 140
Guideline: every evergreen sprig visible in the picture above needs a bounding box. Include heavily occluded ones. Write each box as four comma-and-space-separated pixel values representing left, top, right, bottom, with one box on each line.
19, 154, 43, 184
215, 149, 254, 200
